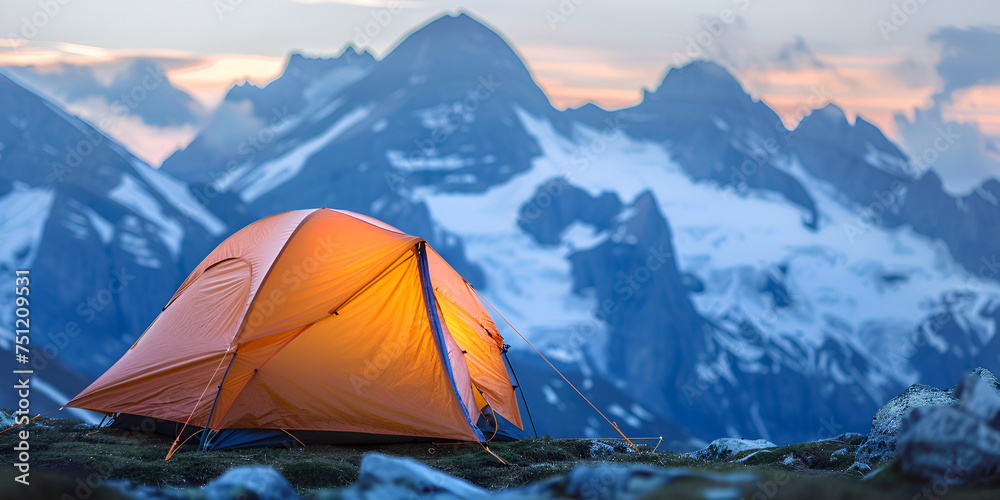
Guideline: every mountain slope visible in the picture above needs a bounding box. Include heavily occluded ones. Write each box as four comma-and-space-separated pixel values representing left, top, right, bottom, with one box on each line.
0, 74, 225, 418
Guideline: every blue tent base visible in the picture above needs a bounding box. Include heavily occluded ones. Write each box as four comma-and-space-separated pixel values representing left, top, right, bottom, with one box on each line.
476, 412, 528, 441
108, 414, 526, 450
204, 428, 446, 450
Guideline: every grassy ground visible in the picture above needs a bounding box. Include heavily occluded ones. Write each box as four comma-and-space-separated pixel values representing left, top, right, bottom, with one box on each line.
3, 417, 1000, 499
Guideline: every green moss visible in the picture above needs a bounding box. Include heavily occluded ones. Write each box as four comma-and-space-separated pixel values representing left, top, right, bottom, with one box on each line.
279, 460, 358, 489
2, 417, 999, 498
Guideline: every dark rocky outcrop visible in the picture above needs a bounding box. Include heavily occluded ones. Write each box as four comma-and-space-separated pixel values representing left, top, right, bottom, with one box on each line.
854, 367, 1000, 467
896, 371, 1000, 487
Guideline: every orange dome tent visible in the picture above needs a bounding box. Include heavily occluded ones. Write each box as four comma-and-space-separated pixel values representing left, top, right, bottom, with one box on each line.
67, 208, 525, 449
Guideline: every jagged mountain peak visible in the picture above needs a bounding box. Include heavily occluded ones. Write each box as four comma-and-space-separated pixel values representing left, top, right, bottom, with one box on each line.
648, 60, 748, 104
407, 12, 501, 41
284, 46, 375, 73
223, 47, 375, 104
628, 190, 659, 218
804, 102, 850, 126
385, 11, 513, 59
626, 59, 785, 137
379, 11, 538, 88
794, 102, 910, 166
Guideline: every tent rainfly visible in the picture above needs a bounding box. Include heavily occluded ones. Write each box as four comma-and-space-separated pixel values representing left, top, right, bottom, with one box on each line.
67, 208, 526, 449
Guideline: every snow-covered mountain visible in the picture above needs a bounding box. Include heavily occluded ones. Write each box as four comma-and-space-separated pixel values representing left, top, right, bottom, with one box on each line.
10, 12, 1000, 445
160, 48, 375, 186
0, 73, 226, 419
166, 12, 1000, 444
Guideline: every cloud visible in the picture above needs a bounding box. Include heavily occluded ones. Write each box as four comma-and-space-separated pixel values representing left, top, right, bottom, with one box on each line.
893, 25, 1000, 195
686, 17, 827, 73
0, 51, 216, 165
62, 95, 200, 166
695, 20, 1000, 194
688, 21, 910, 130
895, 106, 1000, 194
4, 57, 207, 128
929, 25, 1000, 103
682, 18, 999, 194
773, 36, 828, 70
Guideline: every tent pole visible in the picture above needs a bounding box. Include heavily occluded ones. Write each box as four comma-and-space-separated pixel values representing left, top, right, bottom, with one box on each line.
415, 241, 484, 441
503, 350, 538, 438
199, 351, 236, 452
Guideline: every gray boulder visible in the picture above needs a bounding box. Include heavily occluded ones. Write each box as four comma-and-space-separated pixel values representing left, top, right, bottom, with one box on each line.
204, 466, 299, 500
897, 373, 1000, 487
109, 466, 299, 500
332, 453, 489, 500
969, 366, 1000, 388
854, 380, 959, 465
853, 367, 1000, 467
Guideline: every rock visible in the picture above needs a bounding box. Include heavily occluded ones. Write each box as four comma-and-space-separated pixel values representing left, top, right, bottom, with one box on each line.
112, 482, 188, 500
334, 453, 489, 499
689, 438, 777, 461
494, 463, 758, 500
204, 466, 298, 500
324, 452, 765, 500
830, 448, 851, 462
897, 373, 1000, 487
854, 381, 959, 465
854, 367, 999, 466
588, 440, 616, 459
0, 409, 50, 430
954, 368, 1000, 425
780, 453, 806, 469
833, 432, 865, 445
846, 462, 871, 475
0, 410, 16, 430
969, 367, 1000, 392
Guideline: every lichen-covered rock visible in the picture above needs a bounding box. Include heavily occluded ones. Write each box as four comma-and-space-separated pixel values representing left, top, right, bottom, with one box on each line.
0, 409, 50, 430
853, 382, 959, 465
689, 437, 777, 461
968, 367, 1000, 393
587, 440, 616, 459
834, 432, 865, 445
830, 448, 851, 462
896, 373, 1000, 487
0, 410, 15, 429
854, 367, 999, 466
846, 462, 871, 475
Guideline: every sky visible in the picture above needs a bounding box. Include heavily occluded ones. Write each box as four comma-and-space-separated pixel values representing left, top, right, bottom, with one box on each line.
1, 0, 999, 193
